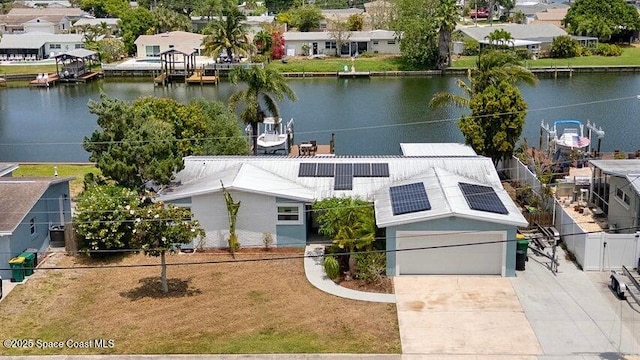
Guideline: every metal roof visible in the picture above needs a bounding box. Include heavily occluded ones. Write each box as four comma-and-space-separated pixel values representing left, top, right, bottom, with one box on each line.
400, 143, 477, 157
54, 48, 97, 59
0, 177, 73, 234
374, 168, 528, 228
0, 163, 19, 177
0, 33, 83, 49
72, 18, 120, 26
158, 154, 526, 228
134, 31, 204, 47
590, 160, 640, 176
626, 175, 640, 197
458, 23, 566, 41
284, 30, 396, 42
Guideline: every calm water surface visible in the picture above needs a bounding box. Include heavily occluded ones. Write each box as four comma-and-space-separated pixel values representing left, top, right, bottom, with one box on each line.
0, 74, 639, 162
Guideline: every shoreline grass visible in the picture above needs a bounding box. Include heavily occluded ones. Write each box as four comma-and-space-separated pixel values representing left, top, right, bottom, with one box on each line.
12, 164, 99, 198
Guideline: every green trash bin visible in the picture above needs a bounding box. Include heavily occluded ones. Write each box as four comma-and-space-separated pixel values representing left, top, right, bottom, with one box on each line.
9, 257, 25, 282
516, 234, 529, 254
20, 252, 35, 276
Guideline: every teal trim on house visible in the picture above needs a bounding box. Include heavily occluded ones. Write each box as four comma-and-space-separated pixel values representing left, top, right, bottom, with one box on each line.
275, 197, 307, 247
385, 216, 517, 277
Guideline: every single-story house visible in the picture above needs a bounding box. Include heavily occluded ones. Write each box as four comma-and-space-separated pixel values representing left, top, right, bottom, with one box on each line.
457, 23, 567, 51
14, 0, 73, 8
479, 39, 542, 57
0, 176, 72, 280
590, 160, 640, 234
0, 32, 84, 60
0, 13, 72, 34
512, 2, 569, 25
134, 31, 204, 58
532, 8, 568, 28
7, 7, 89, 22
283, 29, 398, 56
157, 144, 527, 277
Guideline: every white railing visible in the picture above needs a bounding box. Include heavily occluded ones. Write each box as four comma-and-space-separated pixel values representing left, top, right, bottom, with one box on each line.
500, 156, 542, 195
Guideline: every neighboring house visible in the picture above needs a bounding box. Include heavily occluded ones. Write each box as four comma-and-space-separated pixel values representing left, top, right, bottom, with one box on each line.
7, 7, 89, 22
134, 31, 204, 58
0, 13, 71, 34
13, 0, 73, 8
457, 23, 567, 53
512, 2, 569, 25
72, 18, 120, 35
0, 177, 72, 280
532, 8, 568, 28
363, 0, 395, 30
0, 32, 84, 60
590, 160, 640, 234
190, 15, 275, 35
320, 8, 364, 31
157, 144, 527, 277
284, 29, 398, 56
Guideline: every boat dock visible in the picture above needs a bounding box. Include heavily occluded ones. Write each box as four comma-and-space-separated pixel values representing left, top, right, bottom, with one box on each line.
186, 69, 218, 85
337, 71, 371, 78
29, 73, 59, 87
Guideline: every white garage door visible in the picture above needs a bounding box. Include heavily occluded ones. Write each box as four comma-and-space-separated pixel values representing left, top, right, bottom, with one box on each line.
397, 231, 505, 275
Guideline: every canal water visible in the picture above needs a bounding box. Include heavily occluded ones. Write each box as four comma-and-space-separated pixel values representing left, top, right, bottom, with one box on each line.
0, 73, 639, 162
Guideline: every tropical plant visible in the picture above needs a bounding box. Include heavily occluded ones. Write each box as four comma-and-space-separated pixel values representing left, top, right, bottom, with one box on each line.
347, 13, 364, 31
151, 7, 192, 33
312, 197, 376, 276
392, 0, 439, 68
594, 43, 623, 56
228, 66, 297, 155
254, 29, 272, 55
435, 0, 459, 69
430, 49, 537, 165
485, 28, 514, 49
323, 255, 341, 279
133, 202, 205, 293
221, 182, 240, 255
550, 35, 581, 58
201, 7, 253, 60
355, 252, 386, 284
96, 37, 127, 63
74, 184, 141, 256
290, 5, 323, 32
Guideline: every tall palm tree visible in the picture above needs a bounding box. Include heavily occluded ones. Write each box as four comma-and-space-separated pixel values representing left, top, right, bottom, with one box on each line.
485, 28, 514, 49
201, 7, 253, 60
436, 0, 459, 69
228, 66, 297, 155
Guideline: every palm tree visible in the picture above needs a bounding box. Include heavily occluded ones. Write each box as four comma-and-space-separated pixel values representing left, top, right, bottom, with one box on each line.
253, 29, 272, 55
228, 66, 297, 155
485, 28, 514, 49
201, 7, 253, 60
436, 0, 459, 69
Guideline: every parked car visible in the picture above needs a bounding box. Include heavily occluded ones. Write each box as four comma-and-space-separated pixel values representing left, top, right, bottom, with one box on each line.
470, 8, 490, 19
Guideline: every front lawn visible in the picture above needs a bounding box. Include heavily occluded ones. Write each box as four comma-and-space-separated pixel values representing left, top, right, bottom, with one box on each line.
12, 164, 99, 199
0, 64, 57, 76
267, 55, 410, 72
0, 252, 400, 355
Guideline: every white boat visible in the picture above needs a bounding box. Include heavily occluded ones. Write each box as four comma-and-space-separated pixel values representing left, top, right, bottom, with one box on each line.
552, 120, 590, 152
255, 117, 293, 154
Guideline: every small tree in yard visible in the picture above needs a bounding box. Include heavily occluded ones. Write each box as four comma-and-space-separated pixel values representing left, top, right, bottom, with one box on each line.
222, 182, 241, 256
133, 202, 204, 293
312, 197, 376, 277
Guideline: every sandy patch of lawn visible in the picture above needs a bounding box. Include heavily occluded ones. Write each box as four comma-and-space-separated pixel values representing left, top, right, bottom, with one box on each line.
0, 251, 400, 355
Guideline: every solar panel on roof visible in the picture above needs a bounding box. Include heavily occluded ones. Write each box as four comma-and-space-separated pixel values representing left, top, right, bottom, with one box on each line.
458, 182, 509, 215
353, 163, 371, 177
389, 182, 431, 216
371, 163, 389, 177
317, 163, 335, 177
298, 163, 317, 177
334, 163, 353, 190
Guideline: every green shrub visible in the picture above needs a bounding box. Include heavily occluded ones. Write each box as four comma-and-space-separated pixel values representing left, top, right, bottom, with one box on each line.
355, 252, 386, 284
462, 38, 479, 56
250, 54, 268, 63
550, 35, 580, 58
324, 256, 341, 279
594, 43, 622, 56
359, 51, 373, 58
515, 48, 532, 60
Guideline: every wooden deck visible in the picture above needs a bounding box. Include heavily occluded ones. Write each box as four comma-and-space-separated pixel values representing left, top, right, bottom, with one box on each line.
290, 144, 333, 156
29, 73, 59, 87
186, 72, 218, 85
154, 72, 167, 85
77, 71, 101, 83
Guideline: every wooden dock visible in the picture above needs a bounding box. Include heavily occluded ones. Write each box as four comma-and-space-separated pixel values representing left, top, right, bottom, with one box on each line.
338, 71, 371, 78
76, 71, 101, 83
154, 72, 167, 85
186, 71, 218, 85
290, 144, 333, 156
29, 73, 59, 87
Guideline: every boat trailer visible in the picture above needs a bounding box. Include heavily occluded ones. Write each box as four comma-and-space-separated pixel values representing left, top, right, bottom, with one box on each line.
610, 265, 640, 302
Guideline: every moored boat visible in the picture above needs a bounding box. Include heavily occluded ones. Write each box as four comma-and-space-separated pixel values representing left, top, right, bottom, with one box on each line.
253, 117, 294, 154
552, 120, 590, 152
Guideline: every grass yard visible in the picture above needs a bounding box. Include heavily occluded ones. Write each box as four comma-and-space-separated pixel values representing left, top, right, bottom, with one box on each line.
0, 251, 400, 355
267, 55, 410, 72
0, 64, 57, 76
451, 45, 640, 68
12, 164, 99, 198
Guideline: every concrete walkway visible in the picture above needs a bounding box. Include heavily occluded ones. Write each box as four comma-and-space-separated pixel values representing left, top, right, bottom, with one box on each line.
511, 248, 640, 357
303, 244, 396, 303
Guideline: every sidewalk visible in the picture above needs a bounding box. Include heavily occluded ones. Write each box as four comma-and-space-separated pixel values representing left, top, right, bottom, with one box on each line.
303, 245, 396, 303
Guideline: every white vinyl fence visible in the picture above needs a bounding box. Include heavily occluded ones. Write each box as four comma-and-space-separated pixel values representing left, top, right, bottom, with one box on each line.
500, 156, 542, 195
555, 200, 640, 271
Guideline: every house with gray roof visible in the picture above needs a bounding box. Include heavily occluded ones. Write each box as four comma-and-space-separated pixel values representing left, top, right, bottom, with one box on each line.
157, 144, 528, 276
457, 23, 574, 54
0, 177, 72, 281
284, 29, 398, 56
0, 32, 84, 60
590, 160, 640, 234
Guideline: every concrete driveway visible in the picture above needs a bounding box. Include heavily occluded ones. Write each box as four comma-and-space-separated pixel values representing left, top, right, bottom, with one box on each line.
395, 276, 541, 356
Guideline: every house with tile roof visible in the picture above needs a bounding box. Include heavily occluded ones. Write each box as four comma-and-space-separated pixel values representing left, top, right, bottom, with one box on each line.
0, 176, 72, 280
157, 144, 528, 276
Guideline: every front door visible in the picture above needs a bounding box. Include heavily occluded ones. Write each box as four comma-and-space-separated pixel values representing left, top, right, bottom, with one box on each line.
312, 42, 318, 55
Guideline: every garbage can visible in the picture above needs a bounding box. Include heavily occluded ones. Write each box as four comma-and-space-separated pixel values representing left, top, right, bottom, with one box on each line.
19, 252, 35, 276
49, 225, 65, 246
516, 250, 527, 271
24, 248, 38, 268
516, 234, 529, 254
9, 257, 25, 282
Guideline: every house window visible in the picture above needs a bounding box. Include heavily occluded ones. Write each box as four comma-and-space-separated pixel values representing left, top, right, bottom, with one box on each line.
387, 40, 396, 45
276, 204, 303, 225
616, 187, 624, 200
30, 217, 36, 235
50, 43, 61, 49
325, 41, 336, 49
75, 44, 84, 49
616, 187, 631, 207
145, 45, 160, 57
373, 41, 379, 45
